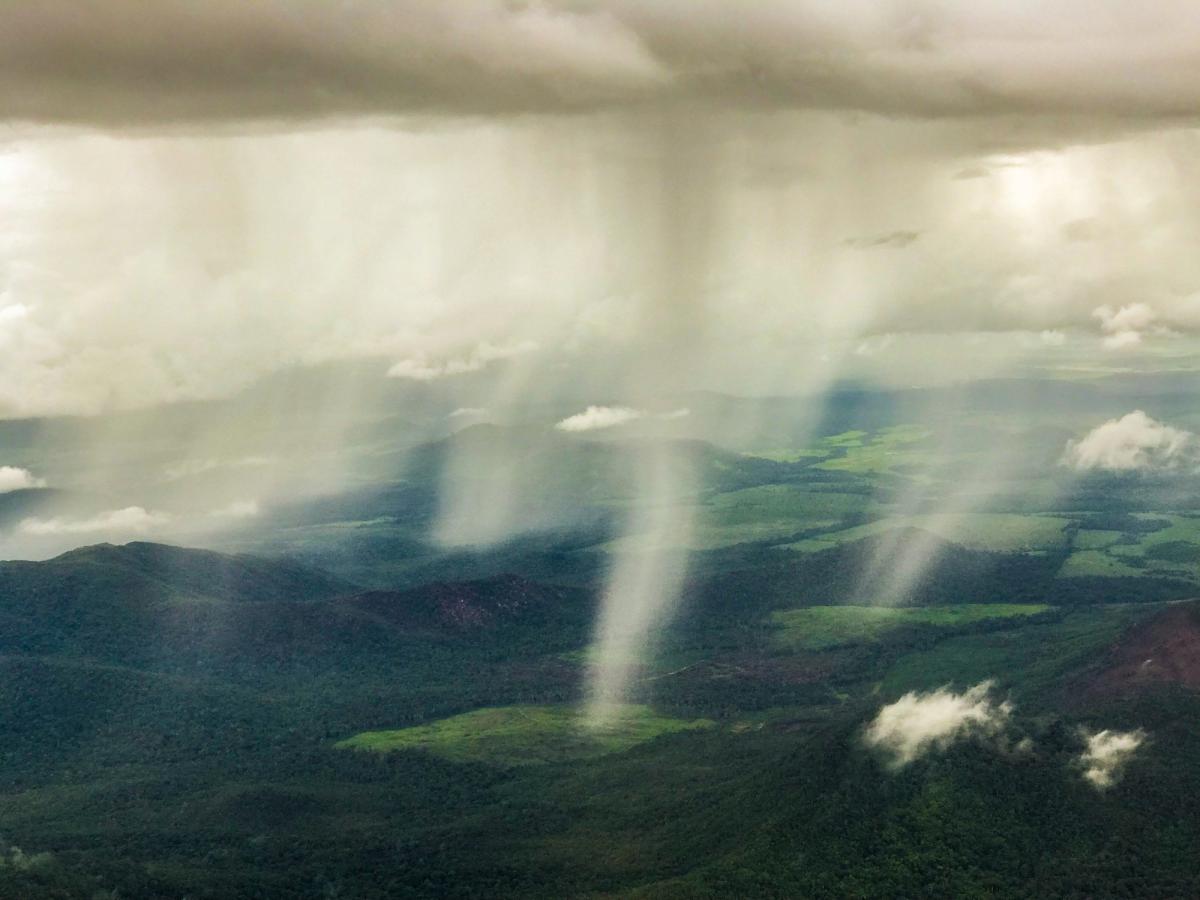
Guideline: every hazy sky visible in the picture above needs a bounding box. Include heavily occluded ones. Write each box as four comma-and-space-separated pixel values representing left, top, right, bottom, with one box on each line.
3, 0, 1200, 417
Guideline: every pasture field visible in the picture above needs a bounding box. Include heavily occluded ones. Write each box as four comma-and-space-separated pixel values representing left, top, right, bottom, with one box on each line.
1057, 549, 1146, 579
769, 603, 1052, 652
1071, 529, 1123, 550
815, 424, 933, 474
1057, 515, 1200, 582
601, 486, 873, 552
337, 704, 714, 766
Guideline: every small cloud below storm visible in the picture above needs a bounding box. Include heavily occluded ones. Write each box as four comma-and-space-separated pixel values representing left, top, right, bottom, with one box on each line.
556, 405, 644, 432
19, 506, 170, 536
0, 466, 46, 493
555, 405, 689, 433
1079, 727, 1146, 789
863, 681, 1013, 769
1062, 411, 1196, 472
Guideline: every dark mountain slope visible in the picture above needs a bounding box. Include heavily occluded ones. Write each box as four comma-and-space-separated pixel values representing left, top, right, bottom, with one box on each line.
0, 542, 591, 670
47, 541, 355, 603
1078, 601, 1200, 699
341, 573, 580, 633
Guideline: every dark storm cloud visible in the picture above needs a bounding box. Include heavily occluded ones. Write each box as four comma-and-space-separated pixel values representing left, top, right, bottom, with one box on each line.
3, 1, 1200, 128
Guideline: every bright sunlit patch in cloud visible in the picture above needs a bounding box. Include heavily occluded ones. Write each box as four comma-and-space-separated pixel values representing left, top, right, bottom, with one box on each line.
0, 466, 45, 493
209, 499, 259, 519
1094, 303, 1163, 350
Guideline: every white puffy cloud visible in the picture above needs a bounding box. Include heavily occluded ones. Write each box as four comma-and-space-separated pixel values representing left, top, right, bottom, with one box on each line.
554, 406, 691, 432
1062, 411, 1197, 472
19, 506, 170, 536
556, 405, 645, 432
1094, 303, 1166, 350
1079, 727, 1145, 789
0, 466, 46, 493
863, 680, 1013, 768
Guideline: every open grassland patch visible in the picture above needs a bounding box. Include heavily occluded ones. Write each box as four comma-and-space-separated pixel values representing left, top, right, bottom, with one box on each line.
744, 447, 831, 462
1117, 515, 1200, 555
603, 487, 873, 552
815, 425, 933, 474
1057, 550, 1146, 579
1059, 515, 1200, 582
744, 426, 930, 472
1072, 529, 1123, 550
770, 604, 1050, 651
707, 485, 869, 525
336, 704, 713, 766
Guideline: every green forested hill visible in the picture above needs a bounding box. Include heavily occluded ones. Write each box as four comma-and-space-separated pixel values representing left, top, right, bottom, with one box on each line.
1, 535, 1198, 898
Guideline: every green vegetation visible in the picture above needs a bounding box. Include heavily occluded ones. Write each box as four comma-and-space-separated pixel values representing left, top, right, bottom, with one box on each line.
1059, 549, 1146, 578
770, 603, 1051, 651
815, 424, 933, 473
786, 512, 1071, 554
1054, 515, 1200, 582
879, 605, 1149, 699
706, 484, 868, 525
337, 704, 713, 765
600, 486, 874, 552
745, 447, 831, 462
1073, 529, 1123, 550
9, 400, 1200, 898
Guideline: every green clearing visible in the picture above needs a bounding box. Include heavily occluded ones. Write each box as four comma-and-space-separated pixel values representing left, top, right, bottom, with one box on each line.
784, 512, 1071, 554
1057, 549, 1146, 578
1059, 515, 1200, 581
745, 447, 831, 462
706, 485, 869, 525
769, 603, 1050, 651
336, 704, 714, 766
815, 424, 933, 474
1113, 515, 1200, 555
602, 487, 873, 552
823, 430, 869, 447
744, 426, 931, 472
1071, 529, 1123, 550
